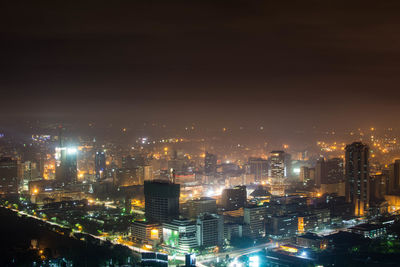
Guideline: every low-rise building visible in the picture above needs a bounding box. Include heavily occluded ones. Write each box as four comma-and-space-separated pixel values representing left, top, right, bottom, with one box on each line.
266, 214, 298, 239
130, 221, 161, 246
297, 233, 328, 250
163, 218, 198, 253
349, 223, 386, 239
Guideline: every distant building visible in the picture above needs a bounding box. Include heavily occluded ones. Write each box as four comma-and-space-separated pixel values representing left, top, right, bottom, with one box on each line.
319, 181, 346, 197
122, 154, 146, 169
316, 158, 344, 187
144, 180, 180, 223
269, 151, 285, 178
95, 151, 106, 181
370, 174, 387, 201
221, 185, 247, 211
248, 158, 268, 182
388, 160, 400, 194
0, 157, 19, 194
204, 152, 217, 176
345, 142, 370, 216
300, 166, 315, 184
55, 146, 77, 185
196, 213, 223, 247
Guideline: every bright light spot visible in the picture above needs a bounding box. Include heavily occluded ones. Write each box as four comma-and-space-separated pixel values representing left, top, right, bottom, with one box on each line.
293, 168, 301, 174
300, 251, 308, 258
249, 255, 260, 267
67, 147, 77, 154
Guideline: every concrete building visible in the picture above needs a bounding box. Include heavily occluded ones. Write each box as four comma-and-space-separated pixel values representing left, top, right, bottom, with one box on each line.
221, 185, 247, 211
243, 205, 267, 239
163, 218, 198, 253
388, 160, 400, 193
130, 221, 161, 246
349, 223, 386, 239
144, 180, 180, 223
266, 214, 298, 239
345, 142, 370, 216
0, 157, 19, 194
186, 197, 217, 219
95, 151, 106, 181
196, 213, 223, 247
297, 233, 328, 250
248, 157, 268, 182
55, 146, 78, 185
269, 151, 285, 178
204, 152, 217, 176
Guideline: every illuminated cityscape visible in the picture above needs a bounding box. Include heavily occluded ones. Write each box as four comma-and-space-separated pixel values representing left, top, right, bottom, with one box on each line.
2, 1, 400, 267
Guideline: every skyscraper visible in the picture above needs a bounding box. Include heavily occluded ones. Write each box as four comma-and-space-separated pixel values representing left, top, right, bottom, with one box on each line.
95, 151, 106, 181
315, 158, 326, 188
144, 180, 180, 223
0, 157, 19, 194
55, 146, 77, 186
248, 157, 268, 182
315, 157, 344, 187
345, 142, 370, 216
204, 152, 217, 176
269, 151, 285, 178
388, 159, 400, 194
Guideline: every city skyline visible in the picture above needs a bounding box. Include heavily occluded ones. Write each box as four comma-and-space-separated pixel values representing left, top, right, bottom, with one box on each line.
1, 1, 400, 266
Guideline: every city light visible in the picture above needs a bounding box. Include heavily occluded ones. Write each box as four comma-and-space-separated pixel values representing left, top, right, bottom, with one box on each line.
249, 255, 260, 267
67, 147, 77, 154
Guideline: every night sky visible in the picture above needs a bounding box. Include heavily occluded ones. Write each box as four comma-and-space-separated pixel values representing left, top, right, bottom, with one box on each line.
1, 1, 400, 129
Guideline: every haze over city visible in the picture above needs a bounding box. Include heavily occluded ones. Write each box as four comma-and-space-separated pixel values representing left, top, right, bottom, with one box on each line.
1, 1, 400, 266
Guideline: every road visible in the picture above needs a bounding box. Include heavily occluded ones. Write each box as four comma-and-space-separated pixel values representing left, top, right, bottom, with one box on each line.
198, 241, 275, 266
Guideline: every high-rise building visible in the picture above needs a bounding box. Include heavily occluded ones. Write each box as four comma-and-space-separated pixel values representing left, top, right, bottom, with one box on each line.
300, 166, 315, 184
204, 152, 217, 176
269, 151, 285, 178
316, 157, 344, 187
315, 158, 326, 188
248, 157, 268, 182
388, 160, 400, 194
95, 151, 106, 181
326, 158, 344, 183
122, 154, 146, 169
20, 161, 39, 191
144, 180, 180, 223
243, 205, 267, 239
221, 185, 247, 211
0, 157, 19, 194
196, 213, 223, 247
345, 142, 370, 216
186, 197, 217, 218
55, 146, 77, 185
